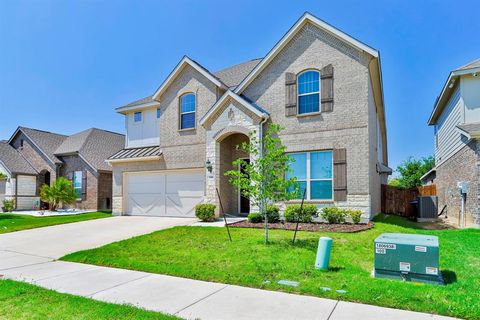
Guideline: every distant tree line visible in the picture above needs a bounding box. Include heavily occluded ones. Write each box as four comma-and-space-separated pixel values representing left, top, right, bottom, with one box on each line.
388, 156, 434, 189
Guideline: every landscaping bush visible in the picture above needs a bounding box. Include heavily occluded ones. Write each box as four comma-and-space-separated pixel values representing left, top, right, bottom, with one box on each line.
284, 204, 317, 223
265, 204, 280, 223
248, 212, 263, 223
2, 199, 15, 213
321, 207, 347, 224
195, 204, 216, 222
347, 209, 363, 224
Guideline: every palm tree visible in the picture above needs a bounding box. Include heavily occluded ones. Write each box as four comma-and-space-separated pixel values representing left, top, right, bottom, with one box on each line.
40, 177, 77, 211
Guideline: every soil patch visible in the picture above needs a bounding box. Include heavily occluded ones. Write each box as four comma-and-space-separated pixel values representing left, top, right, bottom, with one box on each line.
228, 220, 374, 233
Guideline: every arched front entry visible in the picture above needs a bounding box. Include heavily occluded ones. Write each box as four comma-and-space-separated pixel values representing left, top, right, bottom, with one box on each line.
38, 170, 51, 209
201, 92, 269, 217
217, 131, 250, 216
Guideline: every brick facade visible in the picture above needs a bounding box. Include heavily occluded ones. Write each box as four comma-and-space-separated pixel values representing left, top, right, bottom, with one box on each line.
435, 141, 480, 227
112, 19, 387, 218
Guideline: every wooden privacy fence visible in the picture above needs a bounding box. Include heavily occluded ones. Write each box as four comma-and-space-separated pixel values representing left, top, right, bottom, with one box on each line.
381, 184, 437, 217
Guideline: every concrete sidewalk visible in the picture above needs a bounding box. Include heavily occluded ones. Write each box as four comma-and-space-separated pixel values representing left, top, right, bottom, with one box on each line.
0, 259, 457, 320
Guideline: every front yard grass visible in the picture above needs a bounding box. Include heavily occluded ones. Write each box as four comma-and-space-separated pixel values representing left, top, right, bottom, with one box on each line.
0, 279, 179, 319
0, 211, 111, 234
62, 214, 480, 319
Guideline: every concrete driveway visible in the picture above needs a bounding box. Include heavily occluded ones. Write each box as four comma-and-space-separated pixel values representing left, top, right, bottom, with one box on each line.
0, 216, 196, 269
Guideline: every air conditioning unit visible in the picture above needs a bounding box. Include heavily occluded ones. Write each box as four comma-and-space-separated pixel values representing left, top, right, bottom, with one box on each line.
417, 196, 438, 221
374, 233, 443, 285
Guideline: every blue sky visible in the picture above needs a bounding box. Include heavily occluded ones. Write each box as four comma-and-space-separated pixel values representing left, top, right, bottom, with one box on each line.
0, 0, 479, 171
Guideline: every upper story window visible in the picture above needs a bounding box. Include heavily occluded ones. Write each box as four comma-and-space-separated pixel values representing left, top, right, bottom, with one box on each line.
297, 70, 320, 114
156, 108, 161, 119
134, 112, 142, 122
180, 93, 196, 129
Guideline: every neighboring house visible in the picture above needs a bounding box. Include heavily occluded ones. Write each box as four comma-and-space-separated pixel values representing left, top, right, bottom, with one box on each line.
0, 127, 124, 211
108, 12, 390, 219
427, 58, 480, 228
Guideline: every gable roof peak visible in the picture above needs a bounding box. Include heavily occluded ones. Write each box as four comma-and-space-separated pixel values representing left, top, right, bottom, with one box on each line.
150, 55, 227, 101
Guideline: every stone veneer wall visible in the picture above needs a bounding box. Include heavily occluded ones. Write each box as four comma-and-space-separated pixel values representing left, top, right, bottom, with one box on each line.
435, 140, 479, 227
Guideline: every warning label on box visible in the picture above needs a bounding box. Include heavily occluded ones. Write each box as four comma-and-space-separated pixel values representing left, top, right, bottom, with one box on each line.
426, 267, 438, 275
415, 246, 427, 253
376, 243, 396, 250
399, 262, 411, 272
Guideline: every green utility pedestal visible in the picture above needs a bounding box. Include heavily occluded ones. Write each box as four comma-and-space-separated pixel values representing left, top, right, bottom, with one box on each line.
374, 233, 443, 285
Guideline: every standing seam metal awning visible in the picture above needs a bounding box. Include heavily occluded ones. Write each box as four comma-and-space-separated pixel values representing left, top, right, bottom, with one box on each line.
108, 146, 162, 160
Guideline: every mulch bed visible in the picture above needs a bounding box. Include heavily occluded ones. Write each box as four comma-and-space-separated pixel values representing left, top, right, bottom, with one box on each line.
228, 220, 374, 233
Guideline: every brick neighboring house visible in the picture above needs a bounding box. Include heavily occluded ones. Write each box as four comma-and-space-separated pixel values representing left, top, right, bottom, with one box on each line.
108, 12, 390, 219
0, 127, 124, 211
427, 58, 480, 228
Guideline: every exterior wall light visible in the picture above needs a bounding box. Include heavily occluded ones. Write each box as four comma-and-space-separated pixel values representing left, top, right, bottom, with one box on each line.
206, 159, 213, 173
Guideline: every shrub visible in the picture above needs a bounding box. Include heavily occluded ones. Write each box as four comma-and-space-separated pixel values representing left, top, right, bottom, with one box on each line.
248, 212, 263, 223
40, 177, 77, 211
195, 204, 216, 222
284, 204, 317, 223
347, 209, 363, 224
2, 199, 15, 212
265, 204, 280, 223
321, 207, 347, 224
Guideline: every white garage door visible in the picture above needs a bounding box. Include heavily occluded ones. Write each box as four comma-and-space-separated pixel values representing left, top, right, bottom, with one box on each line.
125, 170, 204, 217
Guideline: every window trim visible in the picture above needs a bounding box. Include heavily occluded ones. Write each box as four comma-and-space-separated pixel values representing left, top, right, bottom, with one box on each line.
297, 69, 321, 115
73, 171, 83, 201
179, 92, 196, 130
288, 150, 334, 201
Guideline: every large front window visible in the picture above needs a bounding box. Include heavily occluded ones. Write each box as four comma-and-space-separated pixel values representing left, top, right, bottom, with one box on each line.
287, 151, 333, 200
180, 93, 196, 129
297, 70, 320, 114
73, 171, 82, 200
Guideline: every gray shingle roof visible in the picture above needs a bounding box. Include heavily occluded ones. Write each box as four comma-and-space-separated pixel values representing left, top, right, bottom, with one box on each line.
55, 128, 125, 171
109, 146, 162, 160
214, 58, 262, 88
0, 141, 37, 175
457, 122, 480, 135
18, 127, 67, 164
456, 58, 480, 71
120, 95, 155, 109
121, 58, 263, 109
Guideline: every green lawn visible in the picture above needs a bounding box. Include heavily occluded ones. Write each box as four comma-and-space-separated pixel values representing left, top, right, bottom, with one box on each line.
0, 279, 179, 319
0, 211, 111, 234
62, 214, 480, 320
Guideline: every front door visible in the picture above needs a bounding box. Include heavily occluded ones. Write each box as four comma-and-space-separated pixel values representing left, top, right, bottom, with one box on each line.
239, 159, 250, 215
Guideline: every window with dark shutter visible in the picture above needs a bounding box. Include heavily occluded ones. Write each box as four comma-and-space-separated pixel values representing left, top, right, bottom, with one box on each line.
321, 64, 334, 112
333, 148, 347, 201
82, 170, 87, 201
285, 72, 297, 116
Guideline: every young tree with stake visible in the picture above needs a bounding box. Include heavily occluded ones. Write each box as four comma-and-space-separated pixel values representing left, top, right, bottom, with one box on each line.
225, 123, 299, 244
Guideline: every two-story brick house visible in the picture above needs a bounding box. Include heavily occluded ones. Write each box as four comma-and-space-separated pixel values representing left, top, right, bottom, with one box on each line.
0, 127, 124, 211
108, 13, 390, 219
427, 59, 480, 228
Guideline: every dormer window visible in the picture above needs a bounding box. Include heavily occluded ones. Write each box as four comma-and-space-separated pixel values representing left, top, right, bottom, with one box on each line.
134, 112, 142, 122
297, 70, 320, 114
180, 93, 196, 129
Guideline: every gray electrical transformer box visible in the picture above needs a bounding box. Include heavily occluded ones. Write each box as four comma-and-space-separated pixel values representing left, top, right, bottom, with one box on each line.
374, 233, 443, 285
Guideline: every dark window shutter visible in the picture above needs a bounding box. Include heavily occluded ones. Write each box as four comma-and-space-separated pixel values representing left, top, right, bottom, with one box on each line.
321, 64, 334, 112
285, 72, 297, 116
81, 170, 87, 201
333, 148, 347, 201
